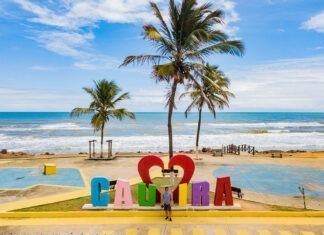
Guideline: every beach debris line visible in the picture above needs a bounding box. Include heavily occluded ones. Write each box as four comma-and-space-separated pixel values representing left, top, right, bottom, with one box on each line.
271, 153, 283, 158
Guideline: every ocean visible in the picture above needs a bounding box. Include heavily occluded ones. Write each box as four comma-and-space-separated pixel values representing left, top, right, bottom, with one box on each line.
0, 112, 323, 154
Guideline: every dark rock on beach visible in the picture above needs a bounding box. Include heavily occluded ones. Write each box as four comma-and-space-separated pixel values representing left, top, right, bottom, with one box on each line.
44, 152, 55, 155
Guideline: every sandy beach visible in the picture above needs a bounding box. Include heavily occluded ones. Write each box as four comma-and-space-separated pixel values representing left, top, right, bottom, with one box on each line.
0, 150, 323, 211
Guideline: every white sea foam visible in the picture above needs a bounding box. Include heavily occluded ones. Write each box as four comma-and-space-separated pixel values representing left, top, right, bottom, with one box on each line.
181, 122, 323, 128
1, 132, 323, 154
38, 123, 90, 130
0, 122, 90, 131
267, 129, 290, 133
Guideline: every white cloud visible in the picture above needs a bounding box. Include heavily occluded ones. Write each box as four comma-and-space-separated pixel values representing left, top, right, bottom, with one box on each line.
210, 0, 240, 35
73, 55, 120, 70
227, 55, 324, 111
29, 65, 63, 71
266, 0, 288, 4
34, 30, 94, 58
11, 0, 240, 69
0, 87, 88, 111
301, 11, 324, 33
1, 55, 323, 111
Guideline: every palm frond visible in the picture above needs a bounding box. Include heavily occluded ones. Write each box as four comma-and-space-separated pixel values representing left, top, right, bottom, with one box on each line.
184, 98, 198, 118
198, 40, 245, 57
112, 92, 130, 107
91, 112, 105, 132
150, 2, 173, 41
120, 55, 168, 67
108, 109, 135, 121
70, 108, 93, 117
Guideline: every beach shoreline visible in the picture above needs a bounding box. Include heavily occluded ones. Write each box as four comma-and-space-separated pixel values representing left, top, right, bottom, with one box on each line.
1, 149, 324, 160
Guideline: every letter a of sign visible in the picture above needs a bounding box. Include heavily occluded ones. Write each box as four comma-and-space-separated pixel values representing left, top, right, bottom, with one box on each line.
114, 178, 133, 207
214, 176, 233, 206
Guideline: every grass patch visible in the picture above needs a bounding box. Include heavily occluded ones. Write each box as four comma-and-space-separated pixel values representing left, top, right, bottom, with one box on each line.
13, 196, 91, 212
268, 204, 313, 212
14, 177, 181, 212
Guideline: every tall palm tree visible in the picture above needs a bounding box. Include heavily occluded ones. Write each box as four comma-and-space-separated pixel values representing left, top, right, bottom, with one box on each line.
120, 0, 244, 158
71, 80, 135, 157
181, 64, 234, 158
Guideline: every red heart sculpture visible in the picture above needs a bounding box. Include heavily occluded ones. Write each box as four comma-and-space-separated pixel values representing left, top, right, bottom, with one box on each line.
137, 154, 164, 202
168, 154, 195, 202
138, 154, 195, 203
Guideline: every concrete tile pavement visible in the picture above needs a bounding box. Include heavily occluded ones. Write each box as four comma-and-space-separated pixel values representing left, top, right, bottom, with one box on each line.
0, 217, 323, 234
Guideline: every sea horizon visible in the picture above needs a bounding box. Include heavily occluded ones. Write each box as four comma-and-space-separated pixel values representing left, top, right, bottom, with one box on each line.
0, 112, 323, 154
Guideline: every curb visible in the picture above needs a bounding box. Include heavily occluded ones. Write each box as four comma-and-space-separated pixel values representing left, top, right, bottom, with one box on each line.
0, 211, 323, 218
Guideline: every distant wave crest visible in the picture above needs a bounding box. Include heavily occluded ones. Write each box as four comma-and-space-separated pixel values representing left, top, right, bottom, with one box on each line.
0, 122, 90, 132
182, 122, 323, 128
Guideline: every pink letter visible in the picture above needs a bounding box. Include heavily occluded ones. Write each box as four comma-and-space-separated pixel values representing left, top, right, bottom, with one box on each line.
114, 178, 133, 207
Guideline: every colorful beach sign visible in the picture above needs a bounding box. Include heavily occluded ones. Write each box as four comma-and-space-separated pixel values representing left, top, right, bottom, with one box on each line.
89, 154, 234, 209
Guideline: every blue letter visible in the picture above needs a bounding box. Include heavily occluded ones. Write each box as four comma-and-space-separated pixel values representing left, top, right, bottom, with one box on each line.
91, 177, 109, 207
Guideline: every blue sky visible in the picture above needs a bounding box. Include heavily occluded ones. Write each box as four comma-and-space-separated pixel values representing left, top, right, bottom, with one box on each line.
0, 0, 323, 112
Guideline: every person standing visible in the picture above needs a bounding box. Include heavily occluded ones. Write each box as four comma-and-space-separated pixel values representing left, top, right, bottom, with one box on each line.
161, 186, 173, 221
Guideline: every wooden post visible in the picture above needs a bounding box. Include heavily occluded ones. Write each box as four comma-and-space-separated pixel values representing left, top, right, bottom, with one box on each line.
170, 171, 174, 186
88, 140, 92, 159
106, 139, 112, 159
221, 145, 224, 157
92, 140, 96, 158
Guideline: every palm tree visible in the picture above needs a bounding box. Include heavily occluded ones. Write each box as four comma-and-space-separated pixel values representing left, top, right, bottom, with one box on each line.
181, 64, 234, 158
120, 0, 244, 158
71, 80, 135, 157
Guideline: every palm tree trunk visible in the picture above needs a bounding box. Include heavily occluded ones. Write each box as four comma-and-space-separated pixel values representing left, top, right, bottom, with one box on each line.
195, 108, 202, 159
168, 81, 178, 159
100, 124, 104, 158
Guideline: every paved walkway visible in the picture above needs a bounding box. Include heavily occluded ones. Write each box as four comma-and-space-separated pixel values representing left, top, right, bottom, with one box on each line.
1, 154, 323, 211
1, 217, 323, 234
